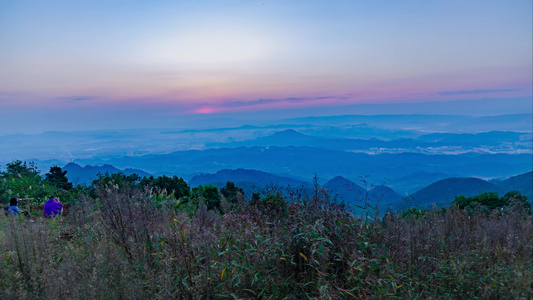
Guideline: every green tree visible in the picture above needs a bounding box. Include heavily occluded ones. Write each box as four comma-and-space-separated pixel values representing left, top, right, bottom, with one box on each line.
92, 172, 142, 188
453, 192, 502, 210
140, 175, 190, 199
192, 185, 221, 211
2, 160, 39, 177
45, 166, 73, 191
220, 181, 243, 204
250, 192, 261, 206
90, 172, 142, 198
0, 161, 59, 204
453, 191, 530, 214
502, 190, 531, 214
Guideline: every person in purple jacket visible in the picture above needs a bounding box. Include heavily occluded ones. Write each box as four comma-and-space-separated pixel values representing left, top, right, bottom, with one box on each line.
43, 196, 63, 218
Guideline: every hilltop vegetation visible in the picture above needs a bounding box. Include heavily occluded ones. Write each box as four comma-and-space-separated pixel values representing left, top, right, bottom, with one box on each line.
3, 160, 530, 215
453, 191, 531, 214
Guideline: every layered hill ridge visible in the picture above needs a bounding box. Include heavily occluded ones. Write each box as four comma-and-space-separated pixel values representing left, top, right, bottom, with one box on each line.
409, 172, 533, 208
498, 171, 533, 198
188, 169, 313, 200
218, 129, 432, 150
63, 162, 150, 185
411, 178, 495, 208
368, 185, 404, 208
75, 145, 532, 184
323, 177, 404, 213
61, 161, 532, 212
189, 168, 310, 188
324, 176, 366, 201
207, 129, 530, 154
496, 171, 533, 202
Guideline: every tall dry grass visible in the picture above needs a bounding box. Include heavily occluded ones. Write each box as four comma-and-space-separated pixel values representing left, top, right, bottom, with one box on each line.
1, 183, 532, 299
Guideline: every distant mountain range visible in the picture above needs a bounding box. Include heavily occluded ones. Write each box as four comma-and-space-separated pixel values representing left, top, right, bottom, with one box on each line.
322, 176, 391, 215
185, 169, 533, 214
2, 112, 531, 165
189, 168, 311, 188
388, 171, 452, 195
189, 168, 313, 200
63, 162, 150, 185
207, 129, 530, 155
417, 131, 526, 144
282, 113, 533, 133
59, 161, 532, 214
1, 108, 529, 214
75, 146, 532, 185
189, 170, 402, 214
210, 129, 436, 150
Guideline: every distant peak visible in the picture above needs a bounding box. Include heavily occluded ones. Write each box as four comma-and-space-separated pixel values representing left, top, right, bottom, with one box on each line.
326, 176, 355, 185
273, 129, 305, 136
370, 185, 395, 192
217, 168, 269, 176
63, 162, 83, 170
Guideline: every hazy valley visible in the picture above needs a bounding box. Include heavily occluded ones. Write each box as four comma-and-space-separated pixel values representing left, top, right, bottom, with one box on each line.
2, 110, 532, 212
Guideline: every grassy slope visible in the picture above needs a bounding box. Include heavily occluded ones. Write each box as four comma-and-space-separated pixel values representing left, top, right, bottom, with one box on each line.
1, 185, 531, 299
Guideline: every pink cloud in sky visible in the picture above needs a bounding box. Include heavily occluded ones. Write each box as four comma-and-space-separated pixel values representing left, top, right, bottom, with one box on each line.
193, 107, 218, 114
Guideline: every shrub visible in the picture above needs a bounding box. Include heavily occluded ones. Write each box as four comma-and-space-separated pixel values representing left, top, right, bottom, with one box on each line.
140, 175, 190, 199
192, 184, 221, 211
0, 161, 76, 205
453, 191, 531, 214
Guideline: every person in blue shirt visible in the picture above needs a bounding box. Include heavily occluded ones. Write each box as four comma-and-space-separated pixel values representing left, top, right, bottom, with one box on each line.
6, 197, 28, 217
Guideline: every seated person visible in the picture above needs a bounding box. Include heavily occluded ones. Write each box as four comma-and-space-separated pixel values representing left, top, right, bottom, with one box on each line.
43, 196, 63, 218
6, 197, 29, 217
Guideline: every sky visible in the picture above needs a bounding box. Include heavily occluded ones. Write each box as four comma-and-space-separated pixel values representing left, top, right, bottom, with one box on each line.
1, 0, 532, 134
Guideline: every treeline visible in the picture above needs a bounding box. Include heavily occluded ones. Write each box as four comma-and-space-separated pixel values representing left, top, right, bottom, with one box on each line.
2, 160, 530, 215
0, 160, 242, 209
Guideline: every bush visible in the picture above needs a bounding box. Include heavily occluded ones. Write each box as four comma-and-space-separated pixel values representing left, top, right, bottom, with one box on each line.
453, 191, 531, 214
0, 161, 77, 205
140, 175, 190, 199
192, 184, 221, 211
